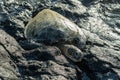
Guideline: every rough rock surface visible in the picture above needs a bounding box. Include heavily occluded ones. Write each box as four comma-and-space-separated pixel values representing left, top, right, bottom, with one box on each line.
0, 0, 120, 80
0, 29, 23, 79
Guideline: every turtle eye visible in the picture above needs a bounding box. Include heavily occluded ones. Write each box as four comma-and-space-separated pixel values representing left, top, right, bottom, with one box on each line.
68, 48, 75, 56
68, 48, 81, 60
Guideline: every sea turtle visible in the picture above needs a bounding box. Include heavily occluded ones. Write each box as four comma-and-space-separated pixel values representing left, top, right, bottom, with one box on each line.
24, 9, 86, 62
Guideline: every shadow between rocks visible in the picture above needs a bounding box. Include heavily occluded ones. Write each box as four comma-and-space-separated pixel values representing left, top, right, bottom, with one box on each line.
75, 54, 120, 80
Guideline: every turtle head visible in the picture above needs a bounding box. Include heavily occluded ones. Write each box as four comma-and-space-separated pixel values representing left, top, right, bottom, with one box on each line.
61, 45, 84, 62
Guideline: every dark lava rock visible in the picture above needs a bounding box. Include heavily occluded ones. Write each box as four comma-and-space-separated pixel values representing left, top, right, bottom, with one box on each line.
19, 45, 79, 80
0, 0, 120, 80
0, 0, 32, 40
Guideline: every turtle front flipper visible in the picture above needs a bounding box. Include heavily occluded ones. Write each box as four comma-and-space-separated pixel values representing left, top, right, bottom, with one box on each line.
20, 39, 44, 50
59, 44, 84, 62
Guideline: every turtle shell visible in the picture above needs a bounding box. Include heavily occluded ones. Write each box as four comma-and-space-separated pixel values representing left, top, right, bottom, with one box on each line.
24, 9, 85, 45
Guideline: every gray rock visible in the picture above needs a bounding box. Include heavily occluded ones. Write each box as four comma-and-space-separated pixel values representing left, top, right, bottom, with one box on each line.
19, 45, 79, 80
0, 29, 24, 79
0, 45, 18, 80
0, 0, 120, 80
0, 0, 32, 39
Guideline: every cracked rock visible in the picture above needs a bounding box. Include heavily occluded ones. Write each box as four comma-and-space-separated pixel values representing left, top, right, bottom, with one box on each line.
0, 0, 120, 80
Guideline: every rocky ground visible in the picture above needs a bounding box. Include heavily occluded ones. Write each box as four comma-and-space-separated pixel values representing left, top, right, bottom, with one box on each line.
0, 0, 120, 80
